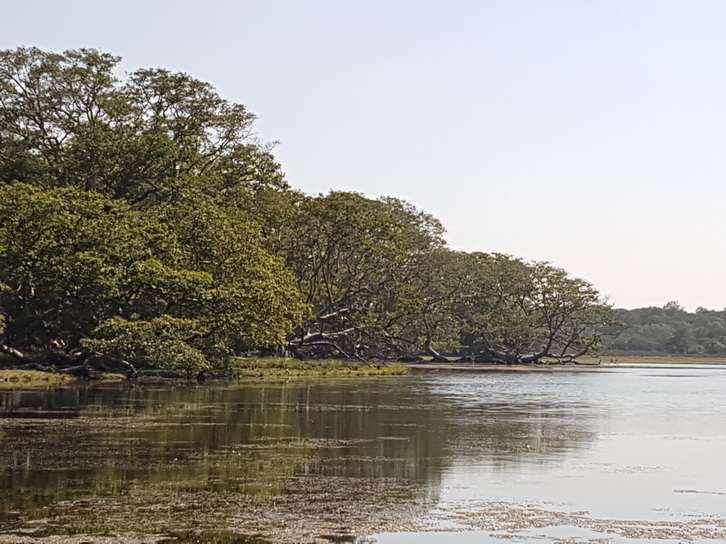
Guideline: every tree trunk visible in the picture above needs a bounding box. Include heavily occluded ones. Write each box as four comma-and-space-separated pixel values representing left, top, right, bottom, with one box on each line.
0, 343, 31, 365
475, 348, 518, 364
424, 337, 448, 363
0, 344, 137, 379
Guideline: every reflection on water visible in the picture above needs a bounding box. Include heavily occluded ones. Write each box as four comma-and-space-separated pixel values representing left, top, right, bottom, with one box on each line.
433, 369, 726, 522
2, 367, 726, 542
0, 379, 450, 540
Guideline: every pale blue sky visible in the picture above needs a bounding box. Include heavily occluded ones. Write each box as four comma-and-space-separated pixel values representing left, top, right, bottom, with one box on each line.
5, 1, 726, 310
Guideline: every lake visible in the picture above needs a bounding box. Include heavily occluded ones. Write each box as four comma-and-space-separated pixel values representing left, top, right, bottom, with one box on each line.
2, 366, 726, 543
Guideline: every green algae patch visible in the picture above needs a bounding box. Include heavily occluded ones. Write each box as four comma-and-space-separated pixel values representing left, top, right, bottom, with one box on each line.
0, 370, 73, 388
0, 370, 128, 388
158, 530, 271, 543
229, 358, 408, 379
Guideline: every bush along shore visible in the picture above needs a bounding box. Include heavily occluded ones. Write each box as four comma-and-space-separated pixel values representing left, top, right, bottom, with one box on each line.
0, 47, 618, 381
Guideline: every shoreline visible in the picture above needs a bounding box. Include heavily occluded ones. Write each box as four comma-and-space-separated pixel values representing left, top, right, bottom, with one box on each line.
4, 356, 726, 389
406, 361, 726, 372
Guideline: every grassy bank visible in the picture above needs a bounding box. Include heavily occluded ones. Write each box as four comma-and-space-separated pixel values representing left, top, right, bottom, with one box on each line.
229, 358, 409, 378
0, 359, 409, 387
0, 369, 73, 388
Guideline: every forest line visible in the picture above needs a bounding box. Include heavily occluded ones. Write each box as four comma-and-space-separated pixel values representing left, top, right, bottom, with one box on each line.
1, 47, 622, 377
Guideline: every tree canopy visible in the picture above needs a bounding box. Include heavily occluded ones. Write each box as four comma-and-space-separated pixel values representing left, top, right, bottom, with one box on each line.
0, 47, 617, 375
609, 304, 726, 355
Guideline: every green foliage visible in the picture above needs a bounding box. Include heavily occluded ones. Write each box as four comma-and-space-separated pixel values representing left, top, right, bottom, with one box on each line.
278, 191, 445, 358
0, 183, 163, 348
519, 262, 615, 359
385, 251, 615, 361
83, 316, 210, 377
609, 305, 726, 355
0, 47, 286, 203
0, 46, 616, 372
0, 182, 306, 372
0, 47, 308, 375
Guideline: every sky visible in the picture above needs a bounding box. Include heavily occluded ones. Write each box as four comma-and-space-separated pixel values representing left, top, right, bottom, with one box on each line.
4, 0, 726, 311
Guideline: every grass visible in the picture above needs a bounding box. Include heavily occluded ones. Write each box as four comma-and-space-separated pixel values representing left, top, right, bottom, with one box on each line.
0, 369, 73, 388
229, 357, 409, 378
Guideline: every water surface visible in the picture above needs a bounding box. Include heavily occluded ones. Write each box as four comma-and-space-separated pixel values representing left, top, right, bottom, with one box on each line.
2, 367, 726, 543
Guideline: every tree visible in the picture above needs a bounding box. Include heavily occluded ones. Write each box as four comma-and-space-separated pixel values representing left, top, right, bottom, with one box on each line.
0, 183, 306, 375
664, 301, 684, 312
148, 188, 308, 359
377, 250, 498, 361
371, 252, 616, 364
665, 326, 695, 354
277, 191, 445, 358
0, 47, 286, 205
0, 184, 160, 353
518, 263, 615, 361
609, 306, 726, 355
0, 46, 618, 372
454, 257, 615, 363
454, 253, 537, 360
0, 47, 308, 375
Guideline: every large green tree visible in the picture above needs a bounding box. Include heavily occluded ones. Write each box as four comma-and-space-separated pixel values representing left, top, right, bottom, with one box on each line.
0, 47, 286, 204
0, 183, 306, 375
0, 47, 308, 374
0, 46, 617, 373
277, 191, 445, 358
381, 251, 615, 363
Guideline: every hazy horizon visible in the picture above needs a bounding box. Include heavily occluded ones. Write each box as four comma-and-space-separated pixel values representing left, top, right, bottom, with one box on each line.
4, 0, 726, 312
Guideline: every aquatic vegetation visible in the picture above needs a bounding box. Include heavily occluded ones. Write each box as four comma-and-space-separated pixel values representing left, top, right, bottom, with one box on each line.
0, 370, 72, 388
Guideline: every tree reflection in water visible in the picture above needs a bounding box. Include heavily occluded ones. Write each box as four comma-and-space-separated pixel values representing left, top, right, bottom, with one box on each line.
0, 374, 600, 541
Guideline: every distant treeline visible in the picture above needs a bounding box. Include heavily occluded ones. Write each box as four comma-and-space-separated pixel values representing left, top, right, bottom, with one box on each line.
0, 48, 617, 376
608, 302, 726, 355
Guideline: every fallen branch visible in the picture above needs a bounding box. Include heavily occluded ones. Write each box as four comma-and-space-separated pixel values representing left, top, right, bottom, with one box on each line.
0, 343, 31, 365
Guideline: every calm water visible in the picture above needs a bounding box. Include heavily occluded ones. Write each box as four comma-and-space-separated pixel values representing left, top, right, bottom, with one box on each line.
2, 367, 726, 543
